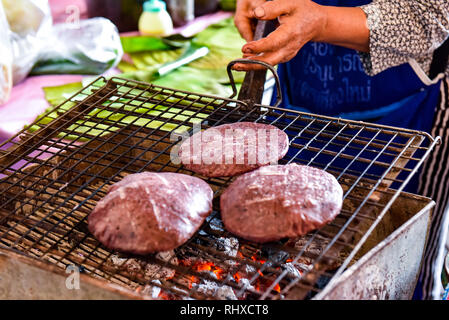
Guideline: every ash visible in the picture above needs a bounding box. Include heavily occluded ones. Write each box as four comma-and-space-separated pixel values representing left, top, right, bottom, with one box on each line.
145, 251, 178, 279
217, 236, 239, 262
192, 280, 237, 300
109, 251, 178, 280
138, 280, 162, 299
281, 262, 303, 278
206, 216, 225, 231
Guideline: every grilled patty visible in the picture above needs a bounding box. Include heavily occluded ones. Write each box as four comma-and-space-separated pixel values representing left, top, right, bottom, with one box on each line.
88, 172, 213, 254
220, 164, 343, 243
178, 122, 289, 177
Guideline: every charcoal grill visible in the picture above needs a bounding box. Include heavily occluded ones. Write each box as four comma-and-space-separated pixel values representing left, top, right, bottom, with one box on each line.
0, 60, 440, 300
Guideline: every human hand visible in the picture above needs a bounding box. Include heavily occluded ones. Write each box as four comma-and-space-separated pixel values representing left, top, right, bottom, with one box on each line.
234, 0, 267, 42
233, 0, 369, 71
233, 0, 327, 71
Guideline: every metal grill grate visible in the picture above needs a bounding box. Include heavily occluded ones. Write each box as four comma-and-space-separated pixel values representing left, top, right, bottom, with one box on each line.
0, 76, 439, 300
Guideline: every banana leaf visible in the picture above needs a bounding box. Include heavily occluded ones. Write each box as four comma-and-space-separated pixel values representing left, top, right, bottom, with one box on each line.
117, 61, 139, 73
42, 82, 84, 106
120, 37, 173, 53
120, 34, 191, 53
119, 18, 246, 85
121, 66, 233, 97
192, 18, 244, 51
128, 49, 183, 70
34, 81, 210, 141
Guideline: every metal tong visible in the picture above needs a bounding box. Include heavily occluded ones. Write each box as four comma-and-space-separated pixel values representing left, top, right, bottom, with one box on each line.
226, 19, 283, 109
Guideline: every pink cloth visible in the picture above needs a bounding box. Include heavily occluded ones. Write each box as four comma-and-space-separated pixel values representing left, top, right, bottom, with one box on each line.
0, 1, 88, 144
0, 75, 83, 140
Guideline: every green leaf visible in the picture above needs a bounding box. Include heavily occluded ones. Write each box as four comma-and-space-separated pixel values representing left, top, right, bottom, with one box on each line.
117, 61, 139, 73
129, 49, 183, 70
120, 36, 174, 53
192, 17, 245, 51
42, 82, 84, 106
37, 80, 209, 142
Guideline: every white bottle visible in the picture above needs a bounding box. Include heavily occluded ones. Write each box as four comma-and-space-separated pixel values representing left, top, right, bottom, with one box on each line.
138, 0, 174, 37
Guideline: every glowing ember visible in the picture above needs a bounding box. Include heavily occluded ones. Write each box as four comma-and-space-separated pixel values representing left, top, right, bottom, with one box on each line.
156, 247, 303, 300
251, 254, 266, 264
158, 291, 174, 300
192, 261, 225, 280
233, 272, 242, 283
274, 283, 281, 293
189, 275, 199, 289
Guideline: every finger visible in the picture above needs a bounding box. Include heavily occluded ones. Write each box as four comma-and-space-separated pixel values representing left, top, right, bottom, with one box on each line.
234, 15, 255, 42
253, 0, 293, 20
234, 45, 303, 71
232, 56, 279, 72
232, 62, 267, 72
242, 24, 291, 54
242, 52, 255, 59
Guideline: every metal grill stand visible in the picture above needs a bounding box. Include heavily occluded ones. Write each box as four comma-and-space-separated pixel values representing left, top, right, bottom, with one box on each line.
0, 66, 440, 300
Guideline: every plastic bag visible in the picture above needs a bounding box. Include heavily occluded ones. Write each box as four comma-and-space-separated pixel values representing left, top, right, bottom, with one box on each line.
0, 2, 13, 105
31, 17, 123, 76
2, 0, 123, 84
2, 0, 53, 84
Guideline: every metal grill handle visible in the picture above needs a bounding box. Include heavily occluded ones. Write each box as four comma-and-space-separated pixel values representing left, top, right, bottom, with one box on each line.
226, 59, 283, 108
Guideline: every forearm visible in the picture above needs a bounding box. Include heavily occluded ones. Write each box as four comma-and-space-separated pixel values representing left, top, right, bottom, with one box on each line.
314, 6, 370, 53
234, 0, 372, 70
359, 1, 449, 76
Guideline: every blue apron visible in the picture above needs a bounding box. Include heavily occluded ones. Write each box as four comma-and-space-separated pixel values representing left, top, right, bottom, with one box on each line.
272, 0, 441, 194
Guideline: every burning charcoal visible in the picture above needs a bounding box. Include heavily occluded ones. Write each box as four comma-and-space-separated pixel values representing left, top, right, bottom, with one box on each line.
193, 234, 211, 246
177, 255, 195, 267
296, 262, 313, 273
157, 251, 173, 260
192, 280, 237, 300
110, 255, 143, 275
237, 278, 256, 292
292, 236, 345, 270
138, 280, 162, 299
124, 259, 142, 274
205, 270, 220, 280
243, 264, 257, 276
281, 263, 302, 279
192, 260, 226, 281
292, 237, 327, 265
216, 237, 239, 257
110, 254, 127, 266
215, 284, 237, 300
294, 236, 327, 255
261, 246, 289, 267
157, 250, 178, 265
144, 263, 176, 280
144, 251, 178, 280
206, 216, 225, 231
